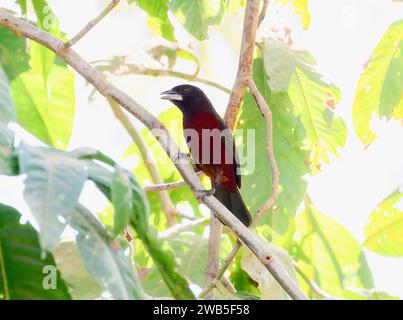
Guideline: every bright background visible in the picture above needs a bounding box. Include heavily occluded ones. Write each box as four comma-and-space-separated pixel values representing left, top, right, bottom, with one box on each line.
0, 0, 402, 297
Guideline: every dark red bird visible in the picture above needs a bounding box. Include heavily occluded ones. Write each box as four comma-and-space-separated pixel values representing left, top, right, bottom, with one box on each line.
161, 84, 252, 226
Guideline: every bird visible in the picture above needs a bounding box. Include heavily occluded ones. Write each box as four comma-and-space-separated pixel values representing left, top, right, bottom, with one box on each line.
160, 84, 252, 226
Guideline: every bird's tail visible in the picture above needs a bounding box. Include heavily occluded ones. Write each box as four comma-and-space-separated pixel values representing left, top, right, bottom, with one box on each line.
213, 186, 252, 226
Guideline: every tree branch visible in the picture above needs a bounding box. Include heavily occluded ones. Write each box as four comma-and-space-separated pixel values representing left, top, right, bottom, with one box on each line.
0, 10, 306, 300
64, 0, 120, 48
224, 0, 260, 130
247, 79, 279, 226
203, 215, 222, 299
107, 98, 178, 225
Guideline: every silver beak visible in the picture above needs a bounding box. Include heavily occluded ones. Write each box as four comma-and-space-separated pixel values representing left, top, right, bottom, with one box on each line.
160, 90, 183, 101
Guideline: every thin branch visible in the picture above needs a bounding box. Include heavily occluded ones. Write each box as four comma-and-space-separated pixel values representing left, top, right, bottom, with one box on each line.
107, 97, 177, 226
294, 263, 333, 299
64, 0, 120, 48
0, 10, 307, 300
204, 215, 222, 299
124, 68, 232, 95
144, 171, 202, 193
258, 0, 269, 28
158, 217, 209, 239
224, 0, 260, 130
247, 79, 279, 226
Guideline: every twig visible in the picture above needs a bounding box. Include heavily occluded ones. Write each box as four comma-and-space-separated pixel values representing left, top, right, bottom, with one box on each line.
144, 171, 202, 193
64, 0, 120, 48
124, 68, 232, 95
158, 217, 209, 239
294, 263, 333, 299
247, 79, 279, 226
258, 0, 269, 28
107, 97, 177, 225
204, 215, 222, 299
0, 10, 307, 300
224, 0, 260, 130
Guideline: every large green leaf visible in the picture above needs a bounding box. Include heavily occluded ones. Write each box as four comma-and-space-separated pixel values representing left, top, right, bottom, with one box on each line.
294, 199, 374, 299
0, 27, 30, 81
237, 56, 309, 234
129, 0, 175, 41
111, 165, 133, 235
66, 206, 145, 300
88, 162, 195, 299
364, 189, 403, 257
12, 64, 76, 148
0, 203, 71, 300
352, 20, 403, 145
169, 0, 225, 40
262, 38, 346, 171
18, 144, 87, 250
0, 67, 15, 124
0, 67, 16, 176
53, 241, 103, 300
31, 0, 61, 84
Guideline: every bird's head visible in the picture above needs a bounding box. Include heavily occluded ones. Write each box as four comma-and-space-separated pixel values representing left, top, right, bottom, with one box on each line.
160, 84, 209, 112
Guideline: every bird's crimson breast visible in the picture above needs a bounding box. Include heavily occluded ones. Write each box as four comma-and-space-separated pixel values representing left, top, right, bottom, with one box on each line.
183, 112, 238, 192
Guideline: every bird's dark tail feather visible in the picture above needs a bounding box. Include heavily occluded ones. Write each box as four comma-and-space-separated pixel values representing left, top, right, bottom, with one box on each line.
213, 186, 252, 226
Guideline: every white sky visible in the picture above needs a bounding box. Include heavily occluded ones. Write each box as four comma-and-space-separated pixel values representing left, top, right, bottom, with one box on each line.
0, 0, 402, 298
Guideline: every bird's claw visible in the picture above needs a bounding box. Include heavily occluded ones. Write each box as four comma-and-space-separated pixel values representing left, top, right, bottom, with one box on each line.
194, 186, 216, 202
173, 152, 191, 163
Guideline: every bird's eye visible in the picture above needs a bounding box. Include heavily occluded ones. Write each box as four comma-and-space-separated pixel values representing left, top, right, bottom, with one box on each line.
183, 88, 190, 94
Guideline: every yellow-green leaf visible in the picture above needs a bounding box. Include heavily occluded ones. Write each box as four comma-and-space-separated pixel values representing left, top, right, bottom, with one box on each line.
352, 20, 403, 145
364, 189, 403, 257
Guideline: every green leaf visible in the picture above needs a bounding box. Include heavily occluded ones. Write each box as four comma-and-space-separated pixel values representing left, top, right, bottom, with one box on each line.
16, 0, 28, 15
0, 27, 30, 81
18, 144, 87, 250
364, 189, 403, 257
111, 165, 133, 235
53, 241, 103, 300
0, 67, 16, 176
89, 162, 195, 300
238, 56, 309, 234
66, 206, 145, 300
352, 20, 403, 145
31, 0, 61, 83
11, 64, 76, 148
241, 245, 298, 300
294, 199, 374, 299
131, 0, 175, 41
262, 38, 346, 171
169, 0, 225, 40
0, 203, 71, 300
0, 67, 15, 124
0, 126, 15, 176
275, 0, 311, 29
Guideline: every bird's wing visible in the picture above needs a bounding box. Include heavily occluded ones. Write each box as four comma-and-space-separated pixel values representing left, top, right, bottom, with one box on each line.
217, 118, 241, 189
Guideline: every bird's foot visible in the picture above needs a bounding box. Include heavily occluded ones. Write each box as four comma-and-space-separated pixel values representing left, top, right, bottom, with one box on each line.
194, 185, 217, 202
172, 152, 191, 163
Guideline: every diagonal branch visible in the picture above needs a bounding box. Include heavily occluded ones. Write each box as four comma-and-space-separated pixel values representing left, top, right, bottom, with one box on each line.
64, 0, 120, 48
107, 98, 178, 225
0, 10, 306, 300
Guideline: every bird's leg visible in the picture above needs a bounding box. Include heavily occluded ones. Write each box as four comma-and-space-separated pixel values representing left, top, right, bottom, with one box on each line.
195, 171, 223, 202
172, 152, 191, 163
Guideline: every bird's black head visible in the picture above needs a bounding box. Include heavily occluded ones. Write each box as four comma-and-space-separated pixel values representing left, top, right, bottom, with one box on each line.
160, 84, 211, 113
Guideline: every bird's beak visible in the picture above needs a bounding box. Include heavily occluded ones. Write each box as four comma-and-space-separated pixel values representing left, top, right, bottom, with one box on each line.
160, 90, 183, 101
